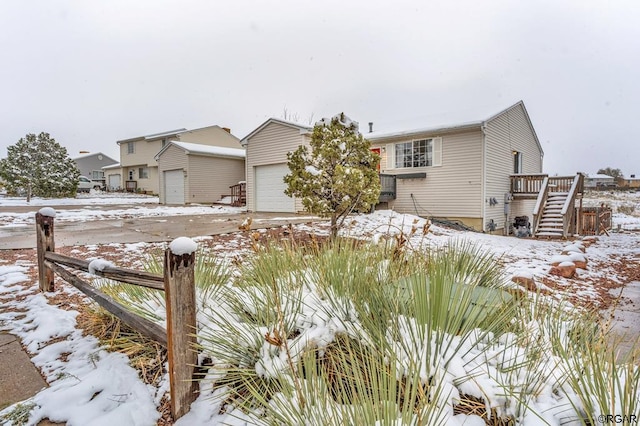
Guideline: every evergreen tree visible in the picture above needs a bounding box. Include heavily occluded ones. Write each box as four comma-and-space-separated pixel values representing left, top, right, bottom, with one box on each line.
284, 113, 381, 238
0, 132, 80, 201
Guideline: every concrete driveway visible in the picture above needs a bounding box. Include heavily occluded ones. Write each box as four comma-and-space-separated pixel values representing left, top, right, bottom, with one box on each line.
0, 209, 320, 249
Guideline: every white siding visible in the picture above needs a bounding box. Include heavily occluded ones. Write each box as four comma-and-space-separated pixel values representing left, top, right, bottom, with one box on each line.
245, 122, 309, 212
370, 129, 484, 223
484, 103, 543, 231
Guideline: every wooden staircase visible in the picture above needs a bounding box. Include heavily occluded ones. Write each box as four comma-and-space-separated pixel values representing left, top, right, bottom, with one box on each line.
531, 173, 585, 239
535, 192, 569, 238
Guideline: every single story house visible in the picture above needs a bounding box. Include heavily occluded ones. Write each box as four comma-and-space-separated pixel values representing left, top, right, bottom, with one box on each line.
155, 141, 245, 205
241, 101, 545, 234
616, 174, 640, 189
584, 173, 616, 189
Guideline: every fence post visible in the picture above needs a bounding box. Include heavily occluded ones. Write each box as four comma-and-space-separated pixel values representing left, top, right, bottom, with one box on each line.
36, 209, 56, 292
164, 238, 199, 420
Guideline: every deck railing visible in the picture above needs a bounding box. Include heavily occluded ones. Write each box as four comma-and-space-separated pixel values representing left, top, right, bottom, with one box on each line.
229, 182, 246, 207
510, 173, 548, 195
560, 173, 585, 237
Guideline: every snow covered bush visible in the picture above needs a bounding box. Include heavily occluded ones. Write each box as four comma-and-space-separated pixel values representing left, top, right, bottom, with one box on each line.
0, 132, 80, 201
284, 113, 381, 239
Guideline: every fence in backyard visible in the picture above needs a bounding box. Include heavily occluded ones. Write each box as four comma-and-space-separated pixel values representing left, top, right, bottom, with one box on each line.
35, 210, 198, 420
580, 205, 613, 236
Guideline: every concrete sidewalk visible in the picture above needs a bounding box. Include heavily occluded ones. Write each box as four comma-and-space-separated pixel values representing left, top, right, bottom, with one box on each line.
0, 332, 47, 409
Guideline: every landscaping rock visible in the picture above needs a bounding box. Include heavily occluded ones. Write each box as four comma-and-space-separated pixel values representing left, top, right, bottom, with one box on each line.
549, 261, 576, 278
550, 254, 572, 266
511, 273, 536, 291
568, 252, 588, 269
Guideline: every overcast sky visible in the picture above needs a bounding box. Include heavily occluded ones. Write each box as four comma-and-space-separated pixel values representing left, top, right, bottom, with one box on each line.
1, 1, 638, 176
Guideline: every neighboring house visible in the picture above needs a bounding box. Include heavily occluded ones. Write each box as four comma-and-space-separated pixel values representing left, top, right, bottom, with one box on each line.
155, 141, 245, 205
112, 125, 241, 194
73, 152, 118, 187
240, 118, 312, 213
616, 174, 640, 189
241, 102, 545, 234
584, 173, 616, 189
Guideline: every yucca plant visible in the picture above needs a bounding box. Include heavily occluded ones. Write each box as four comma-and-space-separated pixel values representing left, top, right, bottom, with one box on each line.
196, 238, 520, 424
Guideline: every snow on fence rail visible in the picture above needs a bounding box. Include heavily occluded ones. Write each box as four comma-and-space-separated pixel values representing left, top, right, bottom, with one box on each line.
35, 209, 198, 420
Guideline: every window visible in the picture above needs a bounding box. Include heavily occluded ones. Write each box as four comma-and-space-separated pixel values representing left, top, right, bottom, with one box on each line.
127, 141, 135, 154
395, 139, 433, 168
138, 167, 149, 179
91, 170, 104, 180
513, 151, 523, 174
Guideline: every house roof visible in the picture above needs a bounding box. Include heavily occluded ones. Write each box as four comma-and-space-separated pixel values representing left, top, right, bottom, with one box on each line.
102, 162, 121, 170
72, 152, 118, 163
117, 128, 187, 144
365, 101, 542, 154
586, 173, 615, 179
240, 118, 312, 146
155, 141, 246, 161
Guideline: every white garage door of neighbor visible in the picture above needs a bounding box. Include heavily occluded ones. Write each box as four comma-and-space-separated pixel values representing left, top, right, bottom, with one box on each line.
255, 163, 295, 212
164, 170, 185, 205
108, 174, 121, 191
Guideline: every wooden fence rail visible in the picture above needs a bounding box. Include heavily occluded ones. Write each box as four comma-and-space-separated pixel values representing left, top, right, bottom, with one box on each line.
35, 209, 198, 420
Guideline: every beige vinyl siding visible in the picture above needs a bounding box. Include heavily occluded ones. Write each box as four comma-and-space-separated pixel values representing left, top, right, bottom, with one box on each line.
177, 126, 242, 149
187, 155, 245, 204
484, 103, 543, 231
245, 122, 309, 212
370, 129, 483, 225
157, 145, 188, 204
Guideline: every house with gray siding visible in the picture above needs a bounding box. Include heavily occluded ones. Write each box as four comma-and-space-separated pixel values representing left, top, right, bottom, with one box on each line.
73, 152, 118, 187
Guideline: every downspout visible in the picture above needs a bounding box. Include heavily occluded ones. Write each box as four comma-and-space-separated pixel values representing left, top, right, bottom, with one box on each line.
481, 122, 487, 232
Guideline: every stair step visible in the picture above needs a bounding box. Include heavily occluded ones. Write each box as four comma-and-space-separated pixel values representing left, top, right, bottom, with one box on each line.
537, 229, 564, 233
540, 217, 563, 225
549, 192, 569, 196
536, 231, 564, 238
547, 200, 565, 205
541, 213, 562, 218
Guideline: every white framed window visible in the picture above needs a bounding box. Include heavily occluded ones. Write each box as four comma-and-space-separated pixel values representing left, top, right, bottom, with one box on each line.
127, 141, 135, 154
391, 138, 442, 169
138, 167, 149, 179
91, 170, 104, 180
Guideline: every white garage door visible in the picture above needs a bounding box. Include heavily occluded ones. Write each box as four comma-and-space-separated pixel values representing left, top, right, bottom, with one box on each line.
164, 170, 185, 205
255, 163, 295, 212
108, 174, 121, 191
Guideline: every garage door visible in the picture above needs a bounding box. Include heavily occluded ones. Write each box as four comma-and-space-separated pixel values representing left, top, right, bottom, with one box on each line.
108, 174, 121, 191
164, 170, 185, 205
255, 164, 295, 212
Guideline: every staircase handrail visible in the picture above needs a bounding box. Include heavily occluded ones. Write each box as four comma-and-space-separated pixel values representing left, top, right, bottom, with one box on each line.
532, 176, 549, 236
561, 174, 582, 237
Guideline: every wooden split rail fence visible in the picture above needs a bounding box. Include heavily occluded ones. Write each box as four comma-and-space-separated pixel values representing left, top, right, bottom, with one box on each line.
36, 210, 198, 420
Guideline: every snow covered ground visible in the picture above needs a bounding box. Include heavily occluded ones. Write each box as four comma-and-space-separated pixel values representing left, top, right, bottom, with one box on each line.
0, 194, 639, 425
